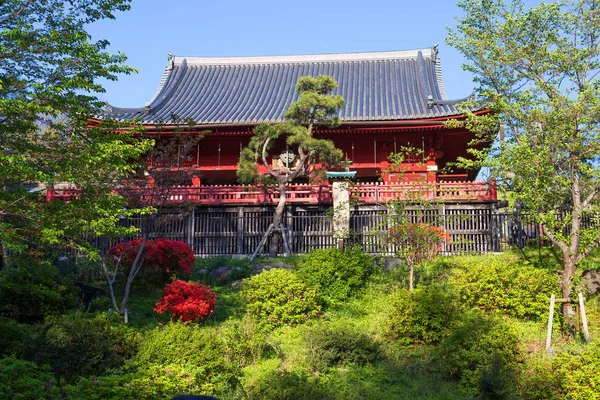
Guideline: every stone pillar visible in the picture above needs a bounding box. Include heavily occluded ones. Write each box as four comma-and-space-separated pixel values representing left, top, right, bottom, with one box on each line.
332, 181, 350, 249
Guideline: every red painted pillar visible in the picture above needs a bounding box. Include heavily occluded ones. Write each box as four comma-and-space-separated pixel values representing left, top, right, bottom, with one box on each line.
380, 160, 390, 183
46, 186, 55, 202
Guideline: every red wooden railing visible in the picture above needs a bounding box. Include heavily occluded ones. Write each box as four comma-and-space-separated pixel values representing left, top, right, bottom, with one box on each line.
46, 181, 496, 205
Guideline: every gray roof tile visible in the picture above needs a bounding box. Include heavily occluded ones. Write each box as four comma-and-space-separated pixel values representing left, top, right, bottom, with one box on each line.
102, 48, 464, 125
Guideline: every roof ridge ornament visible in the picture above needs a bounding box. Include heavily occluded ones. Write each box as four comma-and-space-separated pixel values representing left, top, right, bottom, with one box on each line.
168, 51, 175, 70
431, 43, 439, 60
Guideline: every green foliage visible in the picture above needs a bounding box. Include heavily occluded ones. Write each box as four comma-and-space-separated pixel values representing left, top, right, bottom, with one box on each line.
194, 256, 253, 283
297, 247, 375, 304
22, 313, 122, 384
62, 363, 239, 400
220, 316, 272, 368
383, 285, 460, 345
436, 310, 522, 395
243, 269, 322, 330
0, 357, 55, 400
244, 368, 330, 400
0, 0, 154, 254
304, 320, 379, 371
447, 254, 557, 320
0, 260, 77, 322
519, 342, 600, 400
447, 0, 600, 310
135, 322, 239, 391
0, 317, 34, 358
91, 312, 143, 362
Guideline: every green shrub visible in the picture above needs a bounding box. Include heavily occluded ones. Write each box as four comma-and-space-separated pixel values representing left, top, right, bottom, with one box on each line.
297, 247, 375, 304
383, 285, 460, 345
220, 316, 271, 368
519, 342, 600, 400
436, 310, 522, 396
304, 320, 379, 371
244, 368, 329, 400
0, 261, 77, 322
22, 313, 122, 384
0, 357, 55, 400
135, 322, 239, 392
447, 254, 556, 320
243, 269, 321, 330
91, 312, 143, 362
62, 363, 240, 400
0, 317, 34, 358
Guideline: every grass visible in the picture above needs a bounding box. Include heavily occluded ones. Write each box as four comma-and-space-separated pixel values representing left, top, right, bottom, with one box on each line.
10, 245, 600, 399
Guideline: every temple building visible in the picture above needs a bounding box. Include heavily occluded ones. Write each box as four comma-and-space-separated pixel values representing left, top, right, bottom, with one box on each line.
58, 46, 503, 256
88, 46, 495, 205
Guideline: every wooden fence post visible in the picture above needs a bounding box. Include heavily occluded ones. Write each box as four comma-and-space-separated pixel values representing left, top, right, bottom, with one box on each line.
186, 209, 195, 252
237, 208, 244, 255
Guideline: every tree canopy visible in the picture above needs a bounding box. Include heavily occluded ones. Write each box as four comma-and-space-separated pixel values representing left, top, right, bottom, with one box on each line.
237, 75, 344, 257
0, 0, 152, 259
447, 0, 600, 327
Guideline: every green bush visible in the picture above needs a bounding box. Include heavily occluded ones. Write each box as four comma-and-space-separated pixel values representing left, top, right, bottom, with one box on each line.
519, 342, 600, 400
91, 312, 143, 362
0, 357, 55, 400
447, 254, 556, 320
135, 322, 239, 393
383, 285, 460, 345
436, 310, 522, 396
22, 313, 122, 384
297, 247, 375, 304
220, 316, 271, 368
62, 363, 239, 400
0, 261, 77, 322
0, 317, 34, 358
243, 269, 322, 330
304, 320, 379, 371
244, 368, 330, 400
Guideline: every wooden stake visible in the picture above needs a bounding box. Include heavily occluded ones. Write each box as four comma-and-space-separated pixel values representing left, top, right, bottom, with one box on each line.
579, 292, 590, 344
250, 223, 274, 261
546, 294, 555, 353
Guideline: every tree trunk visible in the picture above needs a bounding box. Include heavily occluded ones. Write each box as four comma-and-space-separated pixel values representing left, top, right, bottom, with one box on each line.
269, 181, 287, 257
409, 263, 414, 292
561, 255, 577, 334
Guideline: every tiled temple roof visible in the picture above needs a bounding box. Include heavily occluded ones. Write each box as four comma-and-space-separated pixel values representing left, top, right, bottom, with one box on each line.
102, 47, 468, 125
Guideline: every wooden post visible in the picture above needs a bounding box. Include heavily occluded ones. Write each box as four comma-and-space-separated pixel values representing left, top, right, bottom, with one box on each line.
546, 294, 555, 353
186, 209, 195, 253
280, 223, 290, 257
237, 207, 244, 255
250, 223, 274, 261
579, 292, 590, 344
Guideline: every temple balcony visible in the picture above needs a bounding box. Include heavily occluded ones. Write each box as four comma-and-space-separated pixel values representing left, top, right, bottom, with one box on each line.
46, 181, 497, 205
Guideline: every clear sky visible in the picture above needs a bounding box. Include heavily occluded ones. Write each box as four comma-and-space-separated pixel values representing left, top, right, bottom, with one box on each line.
88, 0, 479, 108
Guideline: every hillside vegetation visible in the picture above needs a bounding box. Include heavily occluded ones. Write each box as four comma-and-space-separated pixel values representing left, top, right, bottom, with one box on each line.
1, 247, 599, 400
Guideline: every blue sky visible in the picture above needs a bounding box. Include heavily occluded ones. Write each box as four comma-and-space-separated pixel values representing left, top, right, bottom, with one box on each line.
88, 0, 479, 108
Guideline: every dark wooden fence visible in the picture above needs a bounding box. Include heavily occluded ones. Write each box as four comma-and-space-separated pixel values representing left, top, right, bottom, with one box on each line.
99, 207, 549, 257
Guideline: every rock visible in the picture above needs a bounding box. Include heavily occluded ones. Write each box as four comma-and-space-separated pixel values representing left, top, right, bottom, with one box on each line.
582, 270, 600, 295
252, 262, 294, 275
231, 279, 244, 288
193, 268, 208, 279
208, 267, 235, 283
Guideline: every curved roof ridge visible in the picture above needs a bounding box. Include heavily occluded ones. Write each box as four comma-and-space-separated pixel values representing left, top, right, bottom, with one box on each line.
144, 55, 176, 107
174, 48, 433, 66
